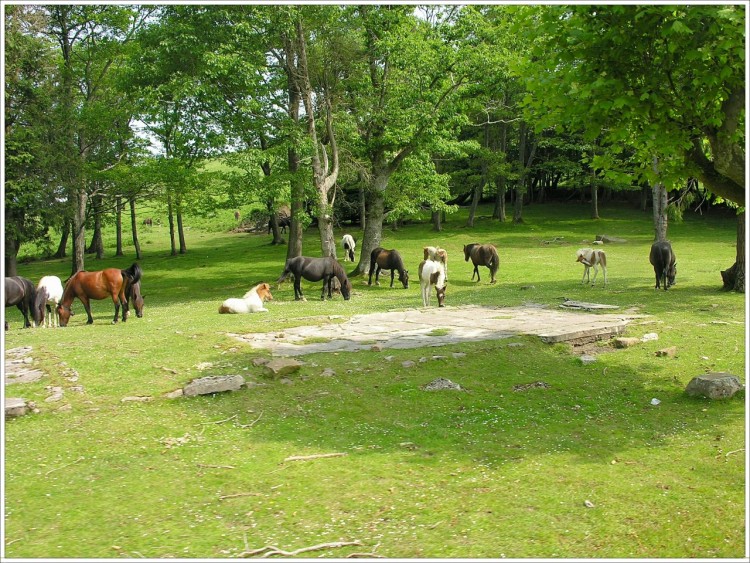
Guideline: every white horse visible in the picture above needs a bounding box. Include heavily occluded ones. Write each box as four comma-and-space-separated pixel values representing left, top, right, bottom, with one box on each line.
342, 234, 356, 262
35, 275, 64, 328
423, 245, 448, 280
219, 282, 274, 314
576, 248, 607, 286
419, 259, 447, 307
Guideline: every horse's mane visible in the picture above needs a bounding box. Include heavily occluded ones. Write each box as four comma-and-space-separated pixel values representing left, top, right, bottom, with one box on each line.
329, 258, 348, 281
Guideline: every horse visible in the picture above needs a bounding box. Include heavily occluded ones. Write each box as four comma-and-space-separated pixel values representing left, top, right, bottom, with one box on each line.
268, 215, 291, 234
219, 282, 273, 313
424, 246, 448, 280
463, 243, 500, 284
342, 234, 356, 262
57, 263, 142, 326
419, 259, 447, 307
4, 276, 39, 328
277, 256, 352, 301
576, 248, 608, 286
128, 280, 144, 318
34, 275, 64, 328
143, 218, 153, 227
368, 247, 409, 288
649, 241, 677, 290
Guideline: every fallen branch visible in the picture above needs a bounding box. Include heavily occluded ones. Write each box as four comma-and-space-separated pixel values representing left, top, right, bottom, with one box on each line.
346, 552, 386, 559
44, 456, 85, 476
238, 540, 363, 558
726, 448, 745, 458
237, 410, 264, 429
283, 452, 347, 463
197, 463, 236, 470
199, 414, 237, 426
218, 492, 262, 500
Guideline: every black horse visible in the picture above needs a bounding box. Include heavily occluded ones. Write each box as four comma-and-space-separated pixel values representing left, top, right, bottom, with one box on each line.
463, 243, 500, 284
4, 276, 40, 328
368, 248, 409, 288
277, 256, 352, 301
268, 215, 292, 234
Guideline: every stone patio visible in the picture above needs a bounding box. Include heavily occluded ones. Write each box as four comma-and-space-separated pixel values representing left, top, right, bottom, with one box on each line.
231, 304, 644, 357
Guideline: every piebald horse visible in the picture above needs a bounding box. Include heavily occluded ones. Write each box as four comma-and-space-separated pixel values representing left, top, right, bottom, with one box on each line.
576, 248, 608, 286
419, 259, 447, 307
219, 282, 274, 313
35, 275, 65, 328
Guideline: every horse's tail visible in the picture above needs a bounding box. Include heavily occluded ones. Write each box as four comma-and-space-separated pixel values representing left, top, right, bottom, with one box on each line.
369, 248, 378, 273
488, 245, 500, 272
122, 262, 143, 285
218, 304, 232, 314
276, 259, 292, 284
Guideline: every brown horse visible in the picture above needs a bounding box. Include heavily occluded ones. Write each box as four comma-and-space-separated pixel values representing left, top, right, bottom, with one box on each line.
463, 243, 500, 284
57, 263, 142, 326
368, 248, 409, 288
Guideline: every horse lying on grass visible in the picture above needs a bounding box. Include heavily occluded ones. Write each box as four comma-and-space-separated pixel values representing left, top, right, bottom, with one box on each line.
219, 282, 274, 313
277, 256, 352, 301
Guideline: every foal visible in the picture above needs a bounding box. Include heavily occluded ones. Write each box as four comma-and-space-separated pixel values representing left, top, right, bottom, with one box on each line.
219, 282, 274, 313
576, 248, 608, 286
419, 259, 447, 308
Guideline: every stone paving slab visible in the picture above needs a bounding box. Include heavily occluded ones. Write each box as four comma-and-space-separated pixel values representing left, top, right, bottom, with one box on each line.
4, 346, 46, 385
231, 305, 644, 357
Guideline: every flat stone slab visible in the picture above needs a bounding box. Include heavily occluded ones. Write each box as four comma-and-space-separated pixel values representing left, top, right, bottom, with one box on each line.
183, 374, 245, 397
232, 305, 643, 357
4, 346, 46, 385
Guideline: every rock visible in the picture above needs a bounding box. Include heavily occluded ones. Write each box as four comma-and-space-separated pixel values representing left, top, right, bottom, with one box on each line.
263, 358, 304, 378
163, 389, 184, 399
195, 362, 214, 371
45, 386, 64, 403
5, 397, 29, 418
56, 404, 73, 412
422, 378, 463, 391
685, 372, 744, 400
401, 360, 416, 368
595, 235, 627, 243
579, 354, 597, 365
252, 357, 270, 367
320, 368, 336, 377
371, 344, 383, 352
183, 374, 245, 396
452, 352, 467, 359
613, 337, 641, 348
641, 332, 659, 342
655, 346, 677, 357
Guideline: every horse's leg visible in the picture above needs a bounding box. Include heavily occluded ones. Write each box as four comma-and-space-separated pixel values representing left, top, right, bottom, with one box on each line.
390, 269, 395, 288
119, 286, 129, 322
17, 303, 31, 328
474, 265, 480, 282
590, 264, 599, 285
295, 278, 305, 301
490, 266, 496, 285
321, 278, 327, 301
79, 295, 94, 324
374, 266, 381, 286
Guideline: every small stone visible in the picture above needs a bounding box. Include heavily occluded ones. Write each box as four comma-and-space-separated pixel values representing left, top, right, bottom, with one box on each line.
320, 368, 336, 377
371, 344, 383, 352
163, 389, 184, 399
195, 362, 214, 371
279, 377, 293, 385
641, 333, 659, 342
655, 346, 677, 358
613, 337, 641, 348
5, 398, 29, 418
579, 354, 597, 365
68, 385, 85, 393
252, 357, 270, 367
422, 378, 463, 391
418, 357, 428, 363
452, 352, 466, 359
121, 396, 152, 402
263, 358, 304, 378
584, 500, 595, 508
183, 375, 245, 396
56, 404, 73, 412
401, 361, 415, 368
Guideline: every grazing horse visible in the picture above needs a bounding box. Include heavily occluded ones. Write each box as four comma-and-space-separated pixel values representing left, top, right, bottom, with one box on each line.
368, 247, 409, 288
342, 234, 356, 262
277, 256, 352, 301
57, 263, 142, 326
649, 241, 677, 290
219, 282, 274, 313
576, 248, 608, 286
424, 246, 448, 280
463, 243, 500, 284
128, 280, 144, 318
268, 215, 292, 234
419, 259, 447, 308
35, 275, 65, 328
4, 276, 39, 328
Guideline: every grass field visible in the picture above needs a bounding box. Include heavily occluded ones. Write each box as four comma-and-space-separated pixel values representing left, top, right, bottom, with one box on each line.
3, 202, 746, 559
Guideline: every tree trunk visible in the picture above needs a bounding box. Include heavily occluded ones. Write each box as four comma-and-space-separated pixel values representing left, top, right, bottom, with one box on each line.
359, 184, 367, 231
652, 157, 668, 242
591, 181, 600, 219
513, 122, 528, 224
86, 194, 104, 259
267, 199, 285, 246
494, 177, 507, 222
467, 184, 482, 227
283, 36, 303, 260
53, 219, 70, 259
5, 235, 19, 277
721, 211, 745, 292
167, 189, 176, 256
432, 209, 442, 232
176, 200, 187, 254
354, 178, 387, 276
115, 196, 124, 256
72, 185, 87, 275
129, 197, 142, 260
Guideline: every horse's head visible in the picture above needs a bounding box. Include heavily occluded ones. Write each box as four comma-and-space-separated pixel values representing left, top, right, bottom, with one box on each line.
257, 283, 274, 302
436, 283, 446, 308
667, 262, 677, 288
57, 304, 72, 327
463, 245, 471, 261
341, 278, 352, 300
400, 269, 409, 289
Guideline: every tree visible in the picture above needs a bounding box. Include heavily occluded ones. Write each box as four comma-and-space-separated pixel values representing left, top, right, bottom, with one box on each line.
515, 4, 745, 290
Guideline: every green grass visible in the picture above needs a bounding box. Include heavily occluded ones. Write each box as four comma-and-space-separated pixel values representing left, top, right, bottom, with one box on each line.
3, 202, 746, 559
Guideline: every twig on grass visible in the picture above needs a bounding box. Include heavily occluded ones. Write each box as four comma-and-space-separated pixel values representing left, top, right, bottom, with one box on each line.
197, 463, 236, 470
44, 456, 85, 476
237, 410, 264, 428
237, 540, 363, 558
199, 414, 237, 426
219, 492, 262, 500
726, 448, 745, 458
283, 452, 347, 462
